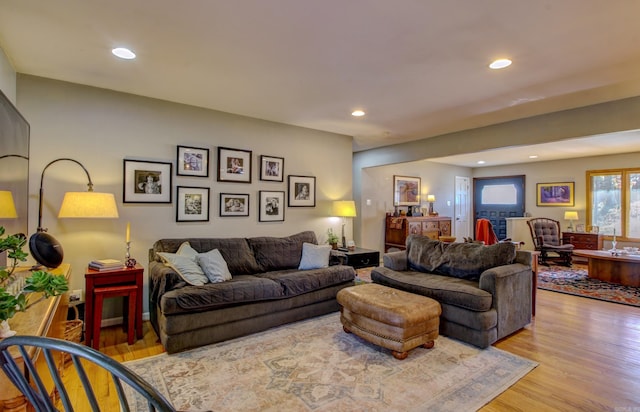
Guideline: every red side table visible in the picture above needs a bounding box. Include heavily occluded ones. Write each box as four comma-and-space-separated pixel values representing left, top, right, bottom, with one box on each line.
84, 263, 144, 349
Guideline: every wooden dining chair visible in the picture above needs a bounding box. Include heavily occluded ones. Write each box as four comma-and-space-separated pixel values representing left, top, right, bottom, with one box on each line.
0, 335, 175, 412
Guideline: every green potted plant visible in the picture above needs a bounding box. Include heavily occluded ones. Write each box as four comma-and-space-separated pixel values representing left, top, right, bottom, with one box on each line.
326, 228, 340, 250
0, 226, 69, 337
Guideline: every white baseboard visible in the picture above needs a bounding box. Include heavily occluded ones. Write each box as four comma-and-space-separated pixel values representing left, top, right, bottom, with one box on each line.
100, 311, 150, 328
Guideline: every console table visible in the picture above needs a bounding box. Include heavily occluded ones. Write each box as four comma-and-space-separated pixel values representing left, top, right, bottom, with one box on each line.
0, 264, 71, 412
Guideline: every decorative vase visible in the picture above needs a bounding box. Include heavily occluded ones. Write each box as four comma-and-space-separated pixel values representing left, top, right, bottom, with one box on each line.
0, 319, 16, 338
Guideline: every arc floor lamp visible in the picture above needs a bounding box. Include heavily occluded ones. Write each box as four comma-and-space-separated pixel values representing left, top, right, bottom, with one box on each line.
29, 158, 119, 268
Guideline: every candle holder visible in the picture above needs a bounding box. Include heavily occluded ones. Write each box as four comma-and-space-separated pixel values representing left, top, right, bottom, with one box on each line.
125, 241, 137, 268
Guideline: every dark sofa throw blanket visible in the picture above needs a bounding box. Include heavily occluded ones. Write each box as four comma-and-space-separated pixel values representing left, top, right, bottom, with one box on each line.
406, 235, 516, 280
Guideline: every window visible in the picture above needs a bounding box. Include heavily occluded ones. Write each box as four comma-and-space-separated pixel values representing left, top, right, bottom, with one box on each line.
587, 169, 640, 239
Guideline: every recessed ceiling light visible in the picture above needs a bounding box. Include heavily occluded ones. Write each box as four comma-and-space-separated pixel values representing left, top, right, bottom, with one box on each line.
489, 58, 512, 69
477, 160, 486, 164
529, 155, 538, 159
351, 110, 365, 117
112, 47, 136, 60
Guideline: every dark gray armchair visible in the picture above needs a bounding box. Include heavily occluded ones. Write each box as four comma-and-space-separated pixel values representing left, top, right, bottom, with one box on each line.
527, 218, 574, 266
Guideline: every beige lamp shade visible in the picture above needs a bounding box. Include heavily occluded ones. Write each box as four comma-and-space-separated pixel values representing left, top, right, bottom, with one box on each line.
564, 211, 579, 221
332, 200, 357, 217
58, 192, 119, 218
0, 190, 18, 218
427, 194, 436, 202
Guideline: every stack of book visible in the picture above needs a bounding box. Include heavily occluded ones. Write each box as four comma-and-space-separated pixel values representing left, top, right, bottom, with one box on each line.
88, 259, 124, 271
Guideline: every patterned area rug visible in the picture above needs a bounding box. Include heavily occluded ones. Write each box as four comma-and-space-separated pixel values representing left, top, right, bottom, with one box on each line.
124, 313, 536, 411
538, 264, 640, 307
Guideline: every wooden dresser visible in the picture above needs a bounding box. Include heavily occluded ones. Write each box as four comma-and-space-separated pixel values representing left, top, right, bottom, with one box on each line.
562, 232, 603, 263
0, 264, 71, 412
562, 232, 603, 250
385, 216, 452, 251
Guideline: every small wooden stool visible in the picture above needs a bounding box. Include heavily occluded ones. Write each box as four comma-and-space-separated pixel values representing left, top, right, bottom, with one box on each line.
91, 284, 138, 349
337, 283, 441, 360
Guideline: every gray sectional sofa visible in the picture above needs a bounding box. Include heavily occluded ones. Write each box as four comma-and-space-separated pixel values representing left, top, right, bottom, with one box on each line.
371, 235, 532, 348
149, 231, 356, 353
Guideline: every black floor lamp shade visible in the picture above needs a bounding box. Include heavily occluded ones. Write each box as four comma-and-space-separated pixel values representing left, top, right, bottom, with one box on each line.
29, 231, 64, 268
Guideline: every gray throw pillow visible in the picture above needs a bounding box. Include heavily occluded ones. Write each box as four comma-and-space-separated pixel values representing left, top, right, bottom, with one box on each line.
157, 242, 209, 286
196, 249, 232, 283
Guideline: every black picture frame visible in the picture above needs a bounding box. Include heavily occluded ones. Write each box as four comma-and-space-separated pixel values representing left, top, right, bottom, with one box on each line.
288, 175, 316, 207
176, 186, 210, 222
177, 145, 209, 177
217, 147, 252, 183
219, 193, 250, 217
259, 190, 285, 222
123, 159, 172, 203
259, 155, 284, 182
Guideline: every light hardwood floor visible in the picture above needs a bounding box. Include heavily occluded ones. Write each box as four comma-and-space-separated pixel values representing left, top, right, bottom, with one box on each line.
82, 289, 640, 411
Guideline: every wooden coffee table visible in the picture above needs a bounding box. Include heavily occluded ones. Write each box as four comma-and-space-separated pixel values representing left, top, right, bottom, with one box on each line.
572, 249, 640, 287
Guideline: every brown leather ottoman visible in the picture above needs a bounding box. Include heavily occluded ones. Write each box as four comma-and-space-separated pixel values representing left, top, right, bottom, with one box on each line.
336, 283, 441, 360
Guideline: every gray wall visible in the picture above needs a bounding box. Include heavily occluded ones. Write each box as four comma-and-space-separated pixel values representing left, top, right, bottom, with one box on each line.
17, 75, 354, 320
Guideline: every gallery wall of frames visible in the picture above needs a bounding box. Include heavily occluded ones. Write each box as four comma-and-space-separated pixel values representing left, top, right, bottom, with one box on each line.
123, 145, 316, 223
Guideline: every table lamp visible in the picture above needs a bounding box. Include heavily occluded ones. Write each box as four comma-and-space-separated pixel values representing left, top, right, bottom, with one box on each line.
564, 211, 578, 231
332, 200, 357, 248
427, 194, 437, 216
29, 158, 119, 268
0, 191, 18, 219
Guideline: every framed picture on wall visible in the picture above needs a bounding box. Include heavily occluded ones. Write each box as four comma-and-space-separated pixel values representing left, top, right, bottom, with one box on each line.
123, 159, 172, 203
217, 147, 252, 183
177, 145, 209, 177
393, 175, 421, 206
219, 193, 250, 217
536, 182, 575, 207
288, 175, 316, 207
176, 186, 209, 222
260, 155, 284, 182
259, 190, 285, 222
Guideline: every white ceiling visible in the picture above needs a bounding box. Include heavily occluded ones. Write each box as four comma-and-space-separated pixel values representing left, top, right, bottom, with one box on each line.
1, 0, 639, 165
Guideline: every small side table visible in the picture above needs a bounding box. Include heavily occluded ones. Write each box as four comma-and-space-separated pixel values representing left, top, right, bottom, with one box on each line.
330, 247, 380, 269
84, 264, 144, 349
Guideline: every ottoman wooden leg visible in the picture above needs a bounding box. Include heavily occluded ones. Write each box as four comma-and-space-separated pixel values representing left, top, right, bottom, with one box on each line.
423, 340, 435, 349
392, 351, 408, 360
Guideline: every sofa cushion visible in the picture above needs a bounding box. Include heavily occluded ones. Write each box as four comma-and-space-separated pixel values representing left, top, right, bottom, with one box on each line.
371, 267, 493, 312
153, 238, 261, 275
157, 242, 209, 286
406, 235, 516, 280
160, 275, 285, 315
298, 242, 331, 270
258, 265, 356, 297
196, 249, 232, 283
248, 231, 317, 272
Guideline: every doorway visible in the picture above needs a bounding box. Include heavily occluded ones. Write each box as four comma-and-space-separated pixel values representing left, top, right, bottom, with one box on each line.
473, 175, 525, 240
454, 176, 471, 241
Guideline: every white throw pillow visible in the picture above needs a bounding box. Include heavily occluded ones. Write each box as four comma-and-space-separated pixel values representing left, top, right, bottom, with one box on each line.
157, 242, 208, 286
298, 242, 331, 270
196, 249, 232, 283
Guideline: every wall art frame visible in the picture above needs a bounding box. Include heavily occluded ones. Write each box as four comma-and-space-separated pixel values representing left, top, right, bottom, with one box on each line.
176, 186, 210, 222
259, 190, 285, 222
217, 147, 252, 183
260, 155, 284, 182
288, 175, 316, 207
393, 175, 421, 206
177, 145, 209, 177
219, 193, 250, 217
123, 159, 172, 203
536, 182, 575, 207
